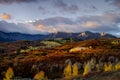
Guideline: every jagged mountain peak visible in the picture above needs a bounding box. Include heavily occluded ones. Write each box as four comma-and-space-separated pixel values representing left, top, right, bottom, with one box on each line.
100, 32, 106, 36
0, 31, 117, 42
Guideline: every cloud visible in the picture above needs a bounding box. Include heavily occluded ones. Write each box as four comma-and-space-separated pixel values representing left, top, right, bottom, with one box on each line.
32, 13, 120, 35
0, 12, 120, 37
0, 21, 37, 34
105, 0, 120, 8
113, 0, 120, 8
36, 24, 58, 33
90, 5, 98, 10
33, 17, 74, 26
35, 23, 79, 33
77, 12, 120, 32
32, 17, 76, 33
68, 5, 79, 13
0, 13, 11, 20
53, 0, 79, 13
0, 0, 37, 4
81, 21, 101, 28
53, 0, 67, 9
38, 6, 50, 14
39, 6, 45, 11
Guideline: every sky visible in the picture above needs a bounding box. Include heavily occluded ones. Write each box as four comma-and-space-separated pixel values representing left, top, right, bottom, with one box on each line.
0, 0, 120, 37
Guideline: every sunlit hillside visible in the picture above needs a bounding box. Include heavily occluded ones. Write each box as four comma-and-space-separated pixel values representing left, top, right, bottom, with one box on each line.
0, 38, 120, 79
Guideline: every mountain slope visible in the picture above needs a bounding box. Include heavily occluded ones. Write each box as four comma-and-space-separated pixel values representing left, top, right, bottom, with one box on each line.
47, 31, 116, 40
0, 31, 117, 42
0, 31, 46, 42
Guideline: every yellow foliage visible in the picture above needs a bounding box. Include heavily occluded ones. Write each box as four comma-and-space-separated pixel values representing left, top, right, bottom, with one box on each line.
20, 50, 26, 53
115, 62, 120, 70
104, 63, 113, 72
3, 67, 14, 80
34, 71, 46, 80
3, 78, 8, 80
64, 63, 72, 78
83, 62, 91, 76
96, 64, 102, 72
72, 64, 78, 76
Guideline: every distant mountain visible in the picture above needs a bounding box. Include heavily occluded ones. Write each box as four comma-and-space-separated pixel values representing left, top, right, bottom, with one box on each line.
0, 31, 117, 42
47, 31, 116, 40
0, 31, 46, 42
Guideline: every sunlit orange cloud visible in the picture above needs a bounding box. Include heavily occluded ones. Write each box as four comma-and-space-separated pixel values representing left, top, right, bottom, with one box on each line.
36, 24, 74, 33
36, 24, 58, 33
81, 21, 101, 28
0, 13, 11, 20
37, 24, 46, 30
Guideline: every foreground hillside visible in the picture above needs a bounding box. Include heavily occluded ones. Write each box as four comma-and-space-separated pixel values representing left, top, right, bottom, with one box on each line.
0, 38, 120, 79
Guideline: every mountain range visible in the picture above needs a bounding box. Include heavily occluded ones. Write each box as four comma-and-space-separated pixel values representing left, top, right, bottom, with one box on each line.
0, 31, 117, 42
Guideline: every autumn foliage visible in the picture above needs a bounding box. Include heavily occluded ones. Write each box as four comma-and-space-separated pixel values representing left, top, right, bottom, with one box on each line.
34, 71, 47, 80
3, 67, 14, 80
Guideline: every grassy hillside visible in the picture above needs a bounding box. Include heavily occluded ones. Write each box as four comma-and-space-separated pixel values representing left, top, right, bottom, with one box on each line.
0, 38, 120, 79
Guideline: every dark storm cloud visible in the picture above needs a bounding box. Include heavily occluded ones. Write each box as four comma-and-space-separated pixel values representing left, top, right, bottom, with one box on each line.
0, 0, 37, 4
